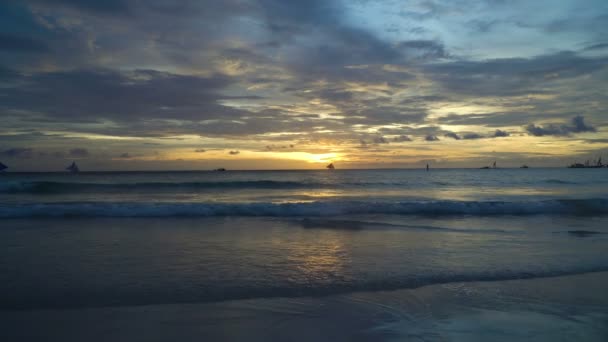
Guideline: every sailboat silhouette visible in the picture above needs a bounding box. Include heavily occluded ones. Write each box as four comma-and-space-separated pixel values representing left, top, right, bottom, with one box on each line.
326, 163, 335, 170
0, 161, 7, 172
66, 161, 80, 173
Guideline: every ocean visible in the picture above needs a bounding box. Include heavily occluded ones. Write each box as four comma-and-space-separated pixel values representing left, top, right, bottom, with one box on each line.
1, 168, 608, 341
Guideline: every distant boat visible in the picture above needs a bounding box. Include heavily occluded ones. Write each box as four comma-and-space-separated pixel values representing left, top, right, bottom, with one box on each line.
568, 157, 605, 168
481, 161, 497, 169
521, 165, 529, 169
213, 168, 227, 172
326, 163, 335, 170
66, 161, 80, 173
0, 161, 7, 171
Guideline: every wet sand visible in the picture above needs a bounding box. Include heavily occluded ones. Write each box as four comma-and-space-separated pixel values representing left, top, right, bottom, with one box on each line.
2, 271, 607, 341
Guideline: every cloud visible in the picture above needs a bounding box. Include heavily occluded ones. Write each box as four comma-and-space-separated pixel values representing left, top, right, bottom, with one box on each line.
493, 129, 510, 137
425, 51, 608, 97
373, 136, 389, 144
68, 148, 89, 157
397, 40, 450, 59
466, 19, 501, 33
194, 149, 206, 153
444, 132, 461, 140
0, 147, 34, 158
425, 135, 440, 141
570, 115, 597, 133
526, 124, 565, 136
584, 43, 608, 51
0, 33, 49, 53
393, 135, 412, 142
526, 115, 597, 136
229, 150, 240, 155
462, 133, 483, 140
445, 131, 484, 140
118, 152, 133, 158
28, 0, 131, 14
1, 69, 240, 121
265, 145, 294, 151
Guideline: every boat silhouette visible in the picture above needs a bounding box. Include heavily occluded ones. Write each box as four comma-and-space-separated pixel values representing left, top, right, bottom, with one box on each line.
568, 157, 605, 168
480, 161, 497, 169
0, 161, 7, 172
66, 161, 80, 173
326, 163, 335, 170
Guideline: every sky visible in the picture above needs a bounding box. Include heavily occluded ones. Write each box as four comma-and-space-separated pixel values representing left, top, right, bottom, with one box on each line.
1, 0, 607, 170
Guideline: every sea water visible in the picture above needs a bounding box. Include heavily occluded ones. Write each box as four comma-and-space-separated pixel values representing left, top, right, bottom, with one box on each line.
1, 168, 607, 341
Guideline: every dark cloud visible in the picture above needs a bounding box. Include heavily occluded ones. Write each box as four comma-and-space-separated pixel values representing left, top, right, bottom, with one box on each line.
462, 133, 483, 140
393, 135, 412, 142
570, 115, 597, 133
399, 95, 446, 105
425, 135, 440, 141
373, 136, 389, 144
444, 131, 484, 140
229, 150, 240, 155
493, 129, 510, 137
436, 111, 581, 128
466, 19, 501, 33
397, 40, 450, 59
526, 116, 597, 136
118, 152, 133, 159
426, 52, 608, 97
265, 145, 294, 151
194, 149, 206, 153
68, 148, 89, 157
1, 69, 242, 121
0, 33, 49, 53
0, 147, 34, 158
583, 43, 608, 51
444, 132, 461, 140
27, 0, 131, 14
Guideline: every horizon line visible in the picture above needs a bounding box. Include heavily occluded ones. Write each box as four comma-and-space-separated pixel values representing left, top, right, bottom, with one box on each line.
0, 166, 583, 173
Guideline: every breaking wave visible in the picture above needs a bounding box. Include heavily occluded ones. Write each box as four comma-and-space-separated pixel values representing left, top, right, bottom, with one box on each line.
1, 198, 607, 218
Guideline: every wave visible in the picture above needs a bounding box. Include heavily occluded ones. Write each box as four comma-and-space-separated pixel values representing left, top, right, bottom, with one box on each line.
1, 178, 605, 194
1, 198, 607, 218
543, 179, 577, 185
3, 266, 608, 310
297, 218, 508, 233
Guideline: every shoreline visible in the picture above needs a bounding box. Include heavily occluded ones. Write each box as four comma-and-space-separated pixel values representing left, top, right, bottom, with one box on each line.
2, 271, 607, 341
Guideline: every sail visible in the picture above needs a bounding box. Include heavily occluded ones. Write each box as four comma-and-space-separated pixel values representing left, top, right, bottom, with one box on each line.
66, 161, 79, 173
0, 162, 7, 171
493, 161, 497, 168
326, 163, 335, 169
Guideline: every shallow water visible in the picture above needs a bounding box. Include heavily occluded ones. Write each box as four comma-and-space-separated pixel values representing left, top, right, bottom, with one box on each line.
1, 169, 607, 340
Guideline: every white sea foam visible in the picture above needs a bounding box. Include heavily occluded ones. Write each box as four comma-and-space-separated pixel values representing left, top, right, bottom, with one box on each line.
1, 199, 607, 218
